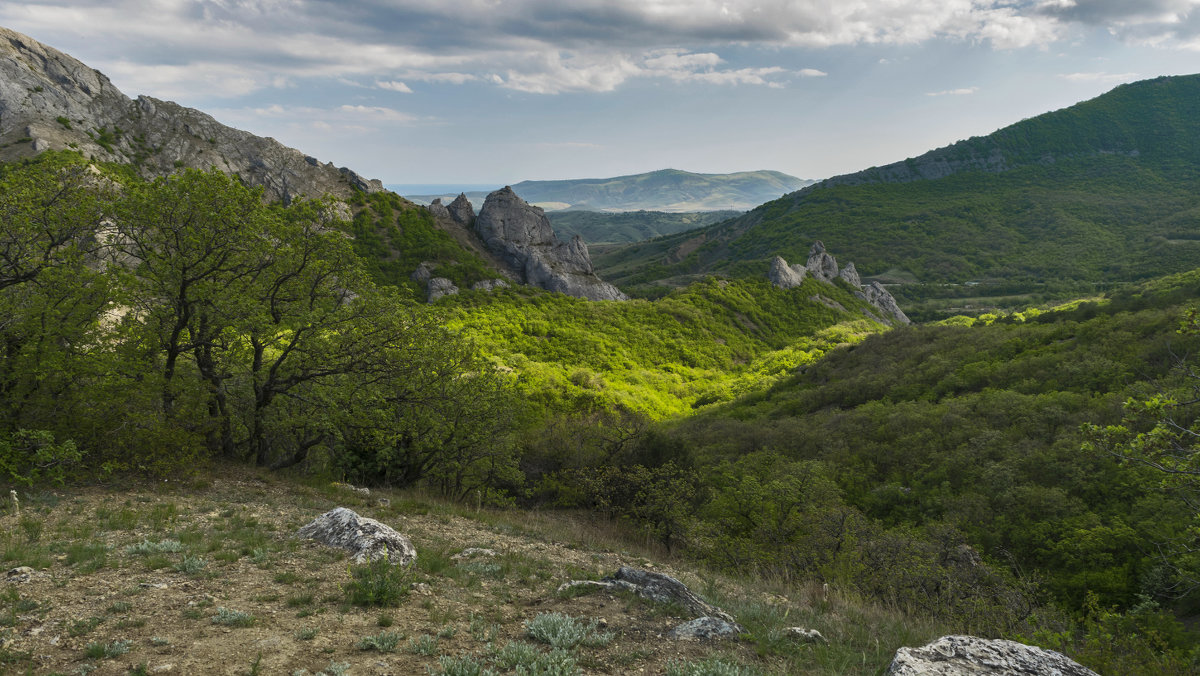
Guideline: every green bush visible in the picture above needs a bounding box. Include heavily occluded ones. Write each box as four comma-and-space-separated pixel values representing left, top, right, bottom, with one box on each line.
345, 555, 412, 606
0, 429, 82, 487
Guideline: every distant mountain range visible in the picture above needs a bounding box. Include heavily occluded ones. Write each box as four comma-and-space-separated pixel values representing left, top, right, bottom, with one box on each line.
397, 169, 813, 213
595, 74, 1200, 314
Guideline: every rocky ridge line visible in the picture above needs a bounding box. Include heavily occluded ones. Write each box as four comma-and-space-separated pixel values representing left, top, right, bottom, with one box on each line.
768, 241, 910, 325
0, 26, 382, 204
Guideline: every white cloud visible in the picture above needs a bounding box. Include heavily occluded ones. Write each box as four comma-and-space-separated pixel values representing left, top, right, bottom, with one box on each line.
376, 80, 414, 93
798, 68, 828, 77
925, 86, 979, 96
1058, 71, 1141, 82
1, 0, 1195, 99
338, 105, 419, 122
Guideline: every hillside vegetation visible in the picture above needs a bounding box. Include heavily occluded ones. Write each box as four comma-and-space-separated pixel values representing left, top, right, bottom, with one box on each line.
596, 75, 1200, 317
548, 210, 739, 245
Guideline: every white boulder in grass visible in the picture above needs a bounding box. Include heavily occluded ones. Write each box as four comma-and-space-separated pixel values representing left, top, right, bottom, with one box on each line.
296, 507, 416, 566
885, 635, 1099, 676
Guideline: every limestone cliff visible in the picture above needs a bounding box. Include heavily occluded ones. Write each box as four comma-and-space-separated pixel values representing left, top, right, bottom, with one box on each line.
0, 26, 382, 203
474, 187, 627, 301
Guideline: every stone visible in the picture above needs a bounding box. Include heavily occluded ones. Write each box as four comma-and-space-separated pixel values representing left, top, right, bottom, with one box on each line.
667, 616, 742, 640
447, 193, 476, 228
452, 548, 497, 560
806, 240, 839, 281
858, 281, 911, 325
474, 187, 627, 301
296, 507, 416, 566
428, 198, 451, 220
558, 566, 743, 634
331, 481, 370, 496
471, 279, 510, 292
784, 627, 827, 643
5, 566, 34, 583
411, 262, 435, 283
427, 277, 459, 302
885, 635, 1099, 675
838, 261, 861, 288
768, 255, 807, 289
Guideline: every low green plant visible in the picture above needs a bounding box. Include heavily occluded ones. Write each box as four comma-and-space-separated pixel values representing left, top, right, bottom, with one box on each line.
665, 656, 763, 676
524, 612, 613, 650
430, 654, 497, 676
84, 639, 130, 659
357, 630, 403, 652
124, 539, 182, 556
211, 607, 254, 627
345, 555, 411, 606
68, 616, 103, 637
174, 555, 206, 575
407, 634, 439, 656
294, 627, 318, 641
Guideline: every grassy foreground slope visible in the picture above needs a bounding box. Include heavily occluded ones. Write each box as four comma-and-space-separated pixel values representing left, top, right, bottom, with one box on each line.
596, 75, 1200, 314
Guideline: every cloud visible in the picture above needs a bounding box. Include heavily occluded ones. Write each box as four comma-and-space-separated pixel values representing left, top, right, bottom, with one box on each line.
376, 80, 414, 93
338, 105, 419, 122
1, 1, 1195, 99
798, 68, 828, 77
1058, 71, 1141, 82
925, 86, 979, 96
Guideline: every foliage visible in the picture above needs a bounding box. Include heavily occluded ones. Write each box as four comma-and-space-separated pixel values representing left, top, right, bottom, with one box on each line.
523, 612, 613, 650
0, 429, 82, 487
345, 555, 412, 607
547, 210, 738, 245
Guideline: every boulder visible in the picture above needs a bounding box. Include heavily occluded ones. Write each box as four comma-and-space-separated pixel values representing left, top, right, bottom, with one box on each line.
858, 281, 910, 325
806, 240, 839, 281
885, 635, 1098, 676
471, 279, 509, 292
768, 255, 807, 289
475, 187, 627, 301
667, 616, 741, 640
784, 627, 827, 643
427, 277, 459, 302
296, 507, 416, 566
557, 566, 743, 634
838, 261, 861, 288
447, 193, 476, 228
411, 262, 435, 283
428, 198, 451, 220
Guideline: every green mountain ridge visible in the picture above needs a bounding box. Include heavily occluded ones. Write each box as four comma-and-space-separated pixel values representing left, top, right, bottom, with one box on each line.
595, 74, 1200, 316
401, 168, 812, 213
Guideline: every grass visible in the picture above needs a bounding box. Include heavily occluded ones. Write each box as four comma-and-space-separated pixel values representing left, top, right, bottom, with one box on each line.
345, 555, 412, 606
357, 630, 404, 652
211, 606, 255, 627
524, 612, 614, 650
84, 638, 130, 659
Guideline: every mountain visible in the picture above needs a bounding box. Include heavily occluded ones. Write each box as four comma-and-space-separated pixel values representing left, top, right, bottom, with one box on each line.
594, 75, 1200, 316
0, 26, 383, 203
546, 209, 740, 245
401, 169, 813, 212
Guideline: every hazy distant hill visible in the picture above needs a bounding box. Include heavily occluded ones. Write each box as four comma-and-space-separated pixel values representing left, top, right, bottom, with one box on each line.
596, 74, 1200, 315
547, 209, 740, 245
401, 169, 812, 212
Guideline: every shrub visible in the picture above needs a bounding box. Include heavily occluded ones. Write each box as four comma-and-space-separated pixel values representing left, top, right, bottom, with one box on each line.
211, 607, 254, 627
0, 429, 82, 487
523, 612, 613, 650
345, 555, 411, 606
357, 630, 403, 652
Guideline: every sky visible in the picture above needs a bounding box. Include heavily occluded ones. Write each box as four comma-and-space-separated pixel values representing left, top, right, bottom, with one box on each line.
3, 1, 1200, 185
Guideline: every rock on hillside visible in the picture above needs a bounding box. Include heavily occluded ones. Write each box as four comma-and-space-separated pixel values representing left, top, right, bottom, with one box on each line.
771, 243, 909, 325
0, 26, 382, 203
885, 635, 1099, 675
475, 187, 627, 301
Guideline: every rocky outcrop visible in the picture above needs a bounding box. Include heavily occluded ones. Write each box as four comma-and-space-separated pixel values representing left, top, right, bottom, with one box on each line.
474, 187, 627, 301
296, 507, 416, 566
806, 241, 839, 281
885, 635, 1098, 676
859, 282, 910, 325
428, 198, 451, 221
427, 277, 459, 302
0, 26, 382, 204
769, 244, 910, 325
447, 193, 476, 228
768, 255, 806, 289
558, 567, 743, 639
471, 279, 509, 292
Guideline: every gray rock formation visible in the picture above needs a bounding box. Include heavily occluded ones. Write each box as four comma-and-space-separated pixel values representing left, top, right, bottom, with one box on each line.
885, 635, 1098, 676
447, 193, 476, 228
471, 279, 510, 292
838, 261, 861, 288
784, 627, 827, 643
0, 26, 382, 204
769, 242, 910, 326
411, 262, 435, 284
428, 198, 451, 221
557, 566, 744, 638
427, 277, 459, 302
474, 187, 627, 301
768, 256, 807, 289
296, 507, 416, 566
667, 617, 741, 640
806, 241, 839, 281
858, 282, 910, 325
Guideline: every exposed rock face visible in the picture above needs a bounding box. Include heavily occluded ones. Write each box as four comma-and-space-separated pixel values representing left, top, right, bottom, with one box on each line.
859, 282, 910, 325
768, 255, 807, 289
474, 187, 627, 301
447, 193, 476, 228
885, 635, 1098, 676
667, 617, 741, 641
769, 243, 910, 326
471, 279, 510, 292
838, 261, 861, 288
427, 277, 459, 302
296, 507, 416, 566
0, 26, 383, 204
806, 241, 839, 281
428, 198, 451, 221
